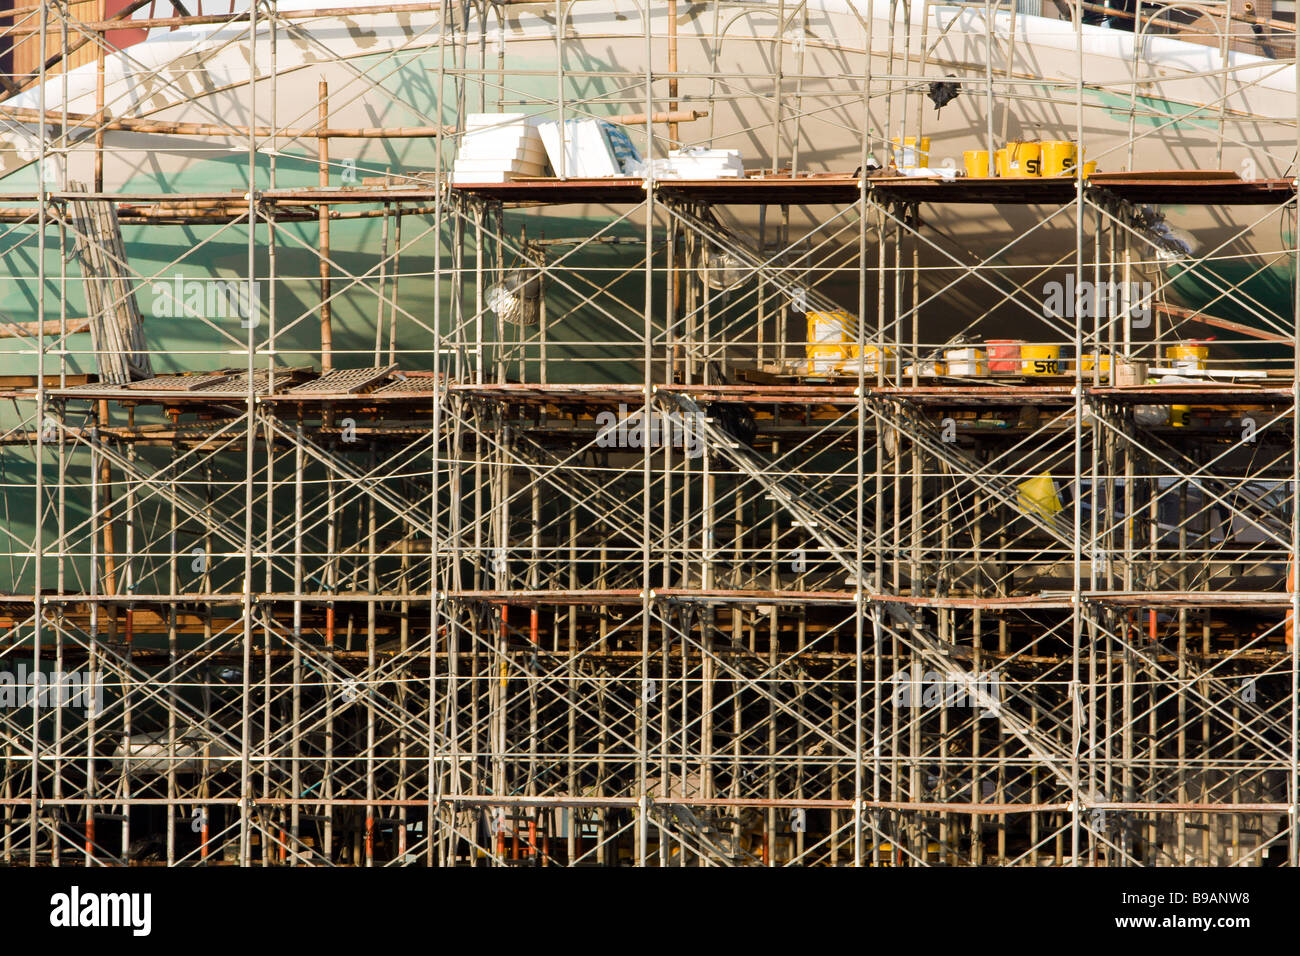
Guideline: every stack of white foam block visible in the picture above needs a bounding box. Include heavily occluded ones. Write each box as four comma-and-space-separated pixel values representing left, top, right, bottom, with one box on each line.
634, 147, 745, 179
452, 114, 548, 184
537, 119, 641, 177
663, 147, 743, 178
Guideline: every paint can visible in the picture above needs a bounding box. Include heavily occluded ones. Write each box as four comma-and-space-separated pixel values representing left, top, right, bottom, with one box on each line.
1005, 140, 1041, 177
1020, 343, 1061, 375
985, 339, 1024, 373
944, 347, 988, 377
963, 149, 990, 177
1040, 140, 1078, 177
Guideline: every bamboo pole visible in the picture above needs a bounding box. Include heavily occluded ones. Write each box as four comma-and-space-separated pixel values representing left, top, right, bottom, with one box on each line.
0, 0, 607, 34
667, 1, 679, 145
318, 80, 332, 371
2, 107, 701, 136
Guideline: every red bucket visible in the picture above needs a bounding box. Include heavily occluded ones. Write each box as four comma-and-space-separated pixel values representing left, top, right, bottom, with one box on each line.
985, 339, 1023, 373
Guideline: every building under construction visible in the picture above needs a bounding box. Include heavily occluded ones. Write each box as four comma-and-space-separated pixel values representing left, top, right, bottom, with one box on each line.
0, 0, 1297, 866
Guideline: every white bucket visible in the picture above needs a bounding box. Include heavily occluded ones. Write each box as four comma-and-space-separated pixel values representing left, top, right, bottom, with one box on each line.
903, 359, 945, 377
944, 347, 987, 377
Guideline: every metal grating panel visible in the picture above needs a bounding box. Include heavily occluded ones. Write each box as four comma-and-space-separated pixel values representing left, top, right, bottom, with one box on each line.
127, 372, 237, 391
57, 381, 123, 392
372, 376, 438, 394
194, 370, 276, 394
286, 365, 398, 394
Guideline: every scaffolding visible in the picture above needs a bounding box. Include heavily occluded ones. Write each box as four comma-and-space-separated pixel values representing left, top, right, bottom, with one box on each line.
0, 0, 1296, 866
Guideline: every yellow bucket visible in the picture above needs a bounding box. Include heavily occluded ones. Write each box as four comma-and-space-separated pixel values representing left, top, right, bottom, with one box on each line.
806, 309, 854, 373
1170, 405, 1191, 427
1078, 353, 1112, 375
1080, 160, 1097, 178
1040, 141, 1078, 177
1166, 343, 1208, 371
1020, 343, 1061, 375
1005, 141, 1042, 177
857, 343, 895, 374
994, 148, 1008, 177
808, 309, 852, 343
891, 136, 931, 169
963, 150, 990, 178
807, 344, 850, 374
1017, 474, 1063, 518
